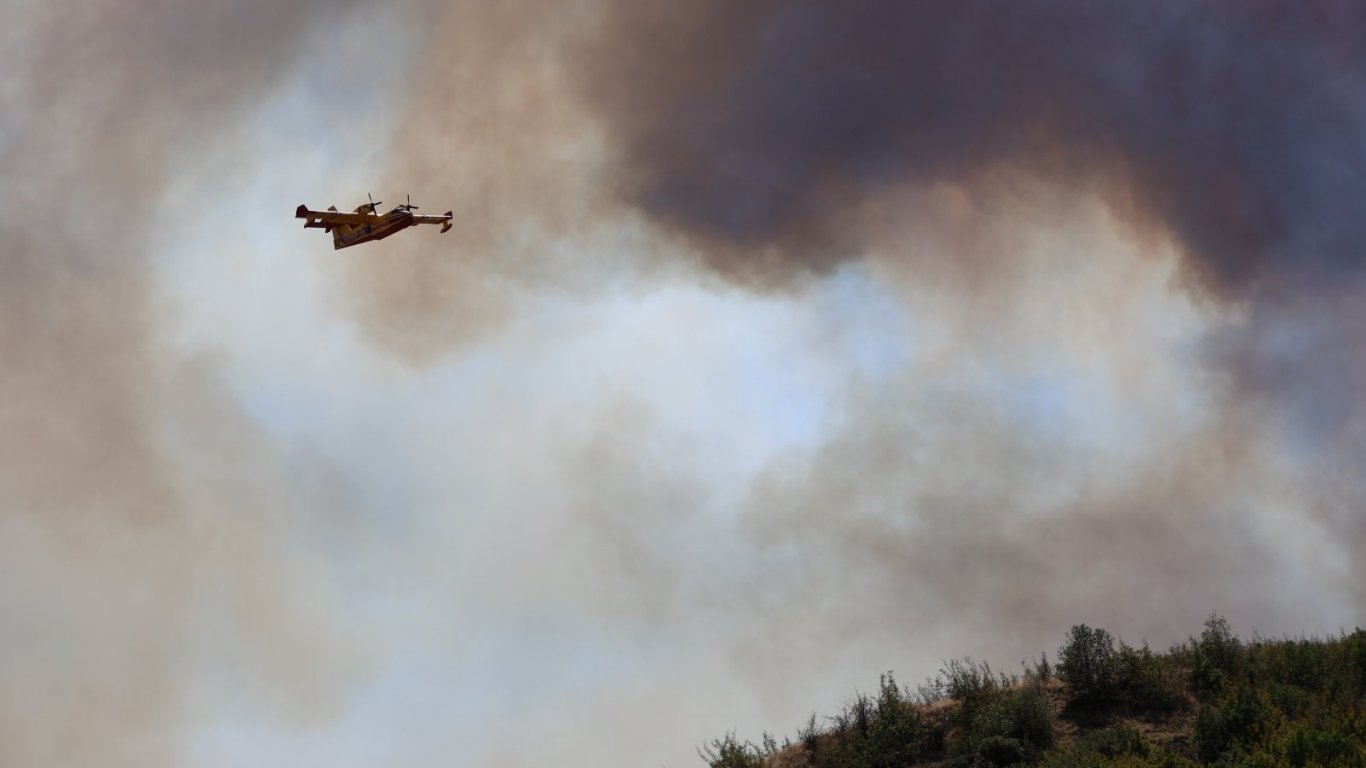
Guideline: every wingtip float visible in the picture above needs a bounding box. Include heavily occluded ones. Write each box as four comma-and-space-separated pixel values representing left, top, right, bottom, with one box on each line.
296, 194, 453, 249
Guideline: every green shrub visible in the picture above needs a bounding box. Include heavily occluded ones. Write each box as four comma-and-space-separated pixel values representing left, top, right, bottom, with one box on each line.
1151, 752, 1201, 768
1208, 744, 1282, 768
1037, 748, 1106, 768
1284, 726, 1363, 768
1341, 628, 1366, 701
1023, 652, 1052, 685
939, 658, 1005, 727
976, 735, 1027, 767
798, 712, 820, 756
699, 732, 765, 768
1114, 643, 1185, 713
1192, 615, 1244, 697
961, 683, 1054, 759
1009, 686, 1057, 751
1078, 724, 1149, 758
942, 658, 1001, 700
1264, 680, 1312, 719
1194, 688, 1277, 763
862, 672, 925, 768
1059, 625, 1118, 701
1279, 638, 1331, 692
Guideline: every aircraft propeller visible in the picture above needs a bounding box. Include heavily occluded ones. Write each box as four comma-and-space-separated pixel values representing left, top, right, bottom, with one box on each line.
398, 194, 420, 211
364, 193, 382, 213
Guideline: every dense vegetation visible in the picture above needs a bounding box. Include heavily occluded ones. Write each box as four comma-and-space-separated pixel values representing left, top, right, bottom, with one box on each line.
701, 616, 1366, 767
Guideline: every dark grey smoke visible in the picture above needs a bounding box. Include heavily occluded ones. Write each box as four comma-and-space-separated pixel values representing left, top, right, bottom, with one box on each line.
584, 0, 1366, 295
569, 1, 1366, 622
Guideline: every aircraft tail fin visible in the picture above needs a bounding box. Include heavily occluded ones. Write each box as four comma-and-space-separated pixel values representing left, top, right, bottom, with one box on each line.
441, 212, 453, 233
299, 203, 331, 229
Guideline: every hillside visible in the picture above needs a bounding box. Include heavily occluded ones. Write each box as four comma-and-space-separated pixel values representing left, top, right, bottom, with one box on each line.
702, 616, 1366, 768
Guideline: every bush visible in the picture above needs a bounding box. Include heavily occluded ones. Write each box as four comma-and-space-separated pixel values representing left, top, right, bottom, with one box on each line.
938, 658, 1005, 727
976, 735, 1027, 767
1277, 638, 1331, 692
1264, 680, 1312, 719
699, 733, 765, 768
1114, 643, 1185, 713
798, 713, 820, 755
1192, 614, 1244, 697
1284, 726, 1363, 768
863, 672, 925, 768
1007, 686, 1057, 752
1058, 625, 1118, 701
1207, 744, 1279, 768
1023, 652, 1052, 685
1339, 628, 1366, 701
1193, 688, 1276, 764
969, 685, 1055, 762
1077, 724, 1148, 758
1037, 749, 1106, 768
942, 658, 1002, 700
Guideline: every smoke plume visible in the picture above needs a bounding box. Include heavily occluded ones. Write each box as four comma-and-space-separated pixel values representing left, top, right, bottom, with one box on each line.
581, 0, 1366, 297
566, 0, 1366, 615
1, 4, 377, 766
4, 2, 1365, 767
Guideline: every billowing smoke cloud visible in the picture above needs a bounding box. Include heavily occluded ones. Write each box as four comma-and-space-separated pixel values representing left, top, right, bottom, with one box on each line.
334, 2, 627, 363
581, 0, 1366, 297
566, 0, 1366, 613
5, 2, 1365, 767
1, 4, 379, 766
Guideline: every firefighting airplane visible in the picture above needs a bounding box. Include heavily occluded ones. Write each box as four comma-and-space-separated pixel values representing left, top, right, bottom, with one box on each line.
295, 194, 452, 249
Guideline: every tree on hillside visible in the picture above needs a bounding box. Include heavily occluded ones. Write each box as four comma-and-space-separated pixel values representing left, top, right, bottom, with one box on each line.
1058, 624, 1117, 701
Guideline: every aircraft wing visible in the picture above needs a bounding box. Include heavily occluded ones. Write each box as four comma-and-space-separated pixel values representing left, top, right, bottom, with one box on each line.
411, 211, 455, 233
296, 204, 375, 228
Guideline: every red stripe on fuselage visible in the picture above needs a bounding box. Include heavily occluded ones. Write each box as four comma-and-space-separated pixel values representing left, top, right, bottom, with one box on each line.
332, 212, 416, 250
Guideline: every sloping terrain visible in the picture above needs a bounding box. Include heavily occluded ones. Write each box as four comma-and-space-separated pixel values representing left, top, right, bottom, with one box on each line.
703, 617, 1366, 767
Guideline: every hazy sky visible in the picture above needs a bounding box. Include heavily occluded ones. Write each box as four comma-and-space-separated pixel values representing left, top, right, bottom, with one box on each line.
4, 2, 1364, 767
